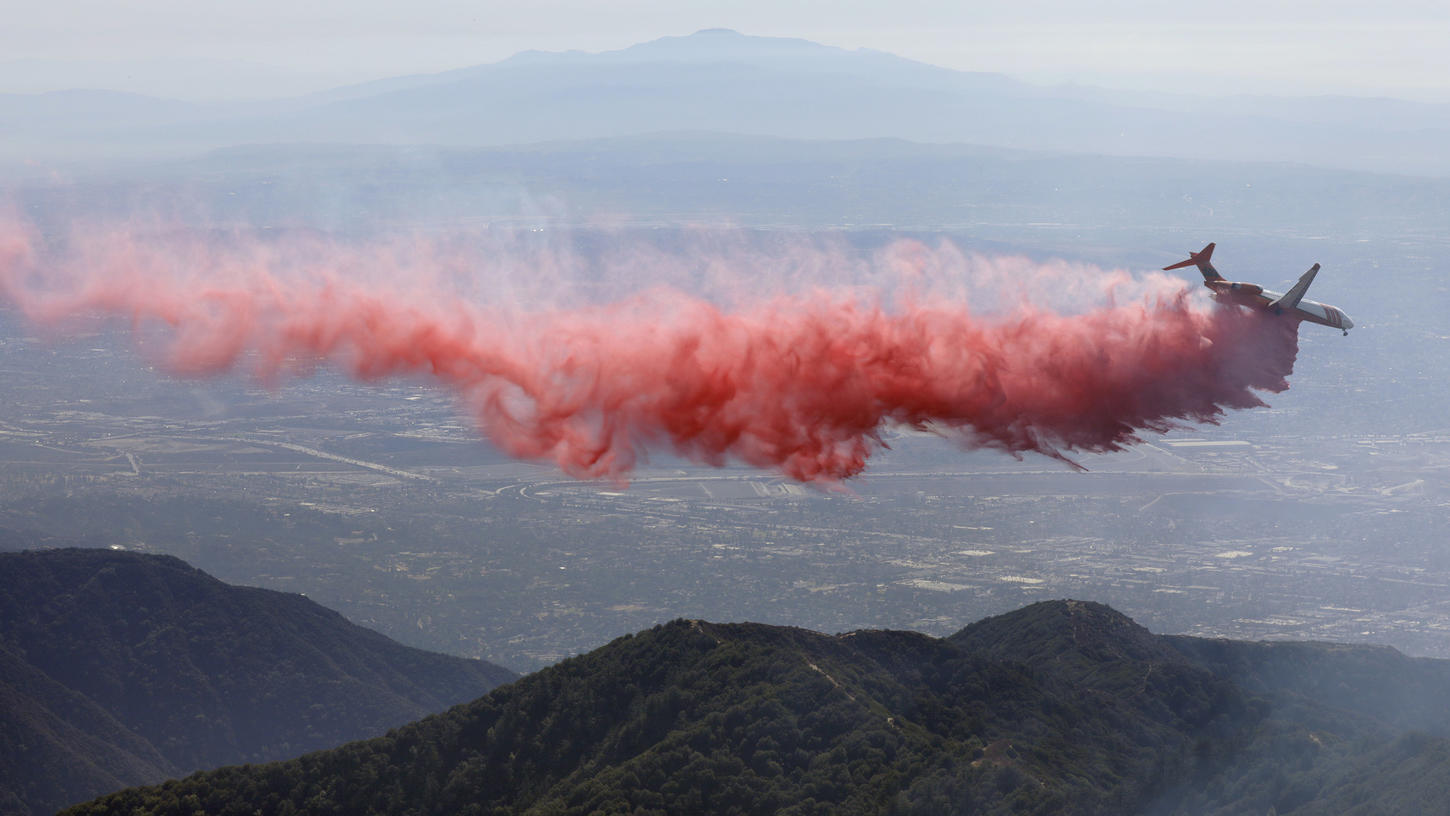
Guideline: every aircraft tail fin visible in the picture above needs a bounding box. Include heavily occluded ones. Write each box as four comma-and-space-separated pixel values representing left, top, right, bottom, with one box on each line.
1163, 242, 1222, 281
1267, 263, 1319, 312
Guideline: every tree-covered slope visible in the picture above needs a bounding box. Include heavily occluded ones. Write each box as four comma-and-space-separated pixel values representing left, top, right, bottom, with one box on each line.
0, 548, 516, 815
0, 642, 171, 816
65, 608, 1248, 815
1165, 635, 1450, 737
950, 601, 1450, 814
1149, 635, 1450, 815
63, 600, 1450, 816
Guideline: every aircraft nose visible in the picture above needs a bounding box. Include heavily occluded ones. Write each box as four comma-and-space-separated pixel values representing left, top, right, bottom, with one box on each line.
1342, 315, 1354, 330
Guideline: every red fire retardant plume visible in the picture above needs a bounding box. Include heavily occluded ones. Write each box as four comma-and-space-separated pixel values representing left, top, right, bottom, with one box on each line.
0, 228, 1298, 483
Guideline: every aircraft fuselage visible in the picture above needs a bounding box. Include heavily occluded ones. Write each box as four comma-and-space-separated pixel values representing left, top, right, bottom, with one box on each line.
1204, 280, 1353, 332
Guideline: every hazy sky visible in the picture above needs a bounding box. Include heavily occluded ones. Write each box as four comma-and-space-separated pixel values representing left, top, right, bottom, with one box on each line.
4, 0, 1448, 101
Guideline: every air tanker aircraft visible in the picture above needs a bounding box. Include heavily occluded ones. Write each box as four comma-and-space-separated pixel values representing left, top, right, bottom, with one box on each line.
1164, 243, 1354, 334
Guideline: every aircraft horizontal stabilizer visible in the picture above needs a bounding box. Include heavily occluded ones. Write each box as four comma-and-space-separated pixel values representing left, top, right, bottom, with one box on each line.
1267, 263, 1319, 312
1163, 242, 1222, 281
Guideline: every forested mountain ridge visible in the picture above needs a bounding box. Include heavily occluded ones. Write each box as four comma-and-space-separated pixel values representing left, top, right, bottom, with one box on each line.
0, 548, 516, 816
64, 600, 1450, 815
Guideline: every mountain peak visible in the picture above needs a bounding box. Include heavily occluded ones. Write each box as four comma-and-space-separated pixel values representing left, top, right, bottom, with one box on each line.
612, 28, 852, 63
950, 599, 1187, 676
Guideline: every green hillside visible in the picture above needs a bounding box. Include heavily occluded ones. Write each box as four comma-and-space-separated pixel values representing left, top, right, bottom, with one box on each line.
64, 599, 1450, 815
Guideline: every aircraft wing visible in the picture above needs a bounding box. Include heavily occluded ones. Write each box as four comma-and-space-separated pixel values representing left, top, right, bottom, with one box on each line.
1267, 263, 1319, 312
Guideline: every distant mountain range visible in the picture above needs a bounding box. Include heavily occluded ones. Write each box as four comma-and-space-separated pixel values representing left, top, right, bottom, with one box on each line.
66, 599, 1450, 815
0, 548, 516, 816
5, 28, 1450, 176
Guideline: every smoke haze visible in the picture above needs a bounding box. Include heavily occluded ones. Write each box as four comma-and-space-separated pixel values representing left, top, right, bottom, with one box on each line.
0, 222, 1299, 482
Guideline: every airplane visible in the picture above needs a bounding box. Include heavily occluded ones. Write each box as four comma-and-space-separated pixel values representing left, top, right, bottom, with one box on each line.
1163, 242, 1353, 335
